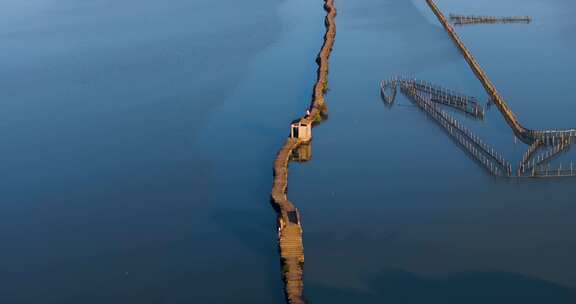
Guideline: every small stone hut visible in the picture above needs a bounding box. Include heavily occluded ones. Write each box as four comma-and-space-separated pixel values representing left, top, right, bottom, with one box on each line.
290, 121, 312, 142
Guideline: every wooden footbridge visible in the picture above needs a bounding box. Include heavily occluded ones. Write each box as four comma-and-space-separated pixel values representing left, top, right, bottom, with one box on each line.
425, 0, 576, 146
450, 14, 531, 26
272, 137, 305, 304
270, 0, 337, 303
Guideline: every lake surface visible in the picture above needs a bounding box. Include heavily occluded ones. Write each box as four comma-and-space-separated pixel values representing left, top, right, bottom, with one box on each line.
1, 0, 576, 303
290, 0, 576, 303
0, 0, 320, 302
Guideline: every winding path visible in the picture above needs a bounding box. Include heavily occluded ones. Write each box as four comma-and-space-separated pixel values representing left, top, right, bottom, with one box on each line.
270, 0, 337, 303
426, 0, 576, 145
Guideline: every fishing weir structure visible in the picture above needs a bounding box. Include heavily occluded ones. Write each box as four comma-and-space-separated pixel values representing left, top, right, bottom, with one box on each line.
384, 77, 484, 119
381, 78, 511, 176
380, 0, 576, 178
450, 14, 532, 26
425, 0, 576, 146
381, 78, 576, 178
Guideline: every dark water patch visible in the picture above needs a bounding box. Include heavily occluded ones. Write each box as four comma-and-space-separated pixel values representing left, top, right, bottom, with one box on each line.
308, 269, 576, 303
290, 0, 576, 301
0, 0, 286, 302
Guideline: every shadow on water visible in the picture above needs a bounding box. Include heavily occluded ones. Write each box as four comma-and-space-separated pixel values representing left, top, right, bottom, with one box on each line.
309, 269, 576, 304
0, 0, 284, 302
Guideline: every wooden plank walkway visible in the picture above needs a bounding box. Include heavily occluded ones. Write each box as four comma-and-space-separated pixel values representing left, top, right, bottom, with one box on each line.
378, 2, 576, 179
520, 138, 571, 175
380, 78, 484, 118
425, 0, 529, 141
401, 77, 484, 119
426, 0, 576, 146
270, 0, 337, 303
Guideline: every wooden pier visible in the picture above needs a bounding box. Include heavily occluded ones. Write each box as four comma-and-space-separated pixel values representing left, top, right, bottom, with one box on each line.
426, 0, 576, 146
425, 0, 530, 141
270, 0, 337, 303
271, 138, 305, 304
450, 14, 531, 26
378, 2, 576, 180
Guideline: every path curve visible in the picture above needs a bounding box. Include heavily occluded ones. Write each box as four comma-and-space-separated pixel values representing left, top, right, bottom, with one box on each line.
270, 0, 337, 303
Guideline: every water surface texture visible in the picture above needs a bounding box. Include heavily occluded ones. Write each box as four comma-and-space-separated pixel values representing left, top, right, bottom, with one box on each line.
290, 0, 576, 302
2, 0, 576, 303
0, 0, 323, 302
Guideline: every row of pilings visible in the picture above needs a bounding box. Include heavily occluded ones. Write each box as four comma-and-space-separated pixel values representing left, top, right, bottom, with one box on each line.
270, 0, 337, 303
395, 77, 484, 119
450, 14, 532, 25
400, 83, 512, 176
383, 78, 576, 179
425, 0, 528, 141
426, 0, 576, 147
383, 79, 576, 179
377, 2, 576, 179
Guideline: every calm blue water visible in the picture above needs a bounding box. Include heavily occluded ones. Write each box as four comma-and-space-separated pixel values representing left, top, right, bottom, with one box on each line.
1, 0, 576, 303
290, 0, 576, 302
0, 0, 322, 302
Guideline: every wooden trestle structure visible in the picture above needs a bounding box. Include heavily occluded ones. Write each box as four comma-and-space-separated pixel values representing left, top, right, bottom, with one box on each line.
380, 77, 576, 179
377, 1, 576, 178
450, 14, 532, 26
425, 0, 576, 146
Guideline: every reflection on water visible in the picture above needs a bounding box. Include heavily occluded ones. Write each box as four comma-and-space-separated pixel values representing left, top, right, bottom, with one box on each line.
0, 0, 303, 303
2, 0, 576, 302
381, 77, 576, 178
290, 0, 576, 302
291, 143, 313, 163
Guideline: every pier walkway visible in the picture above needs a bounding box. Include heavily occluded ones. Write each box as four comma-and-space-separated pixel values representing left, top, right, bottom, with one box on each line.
426, 0, 576, 145
270, 0, 337, 303
272, 138, 305, 304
